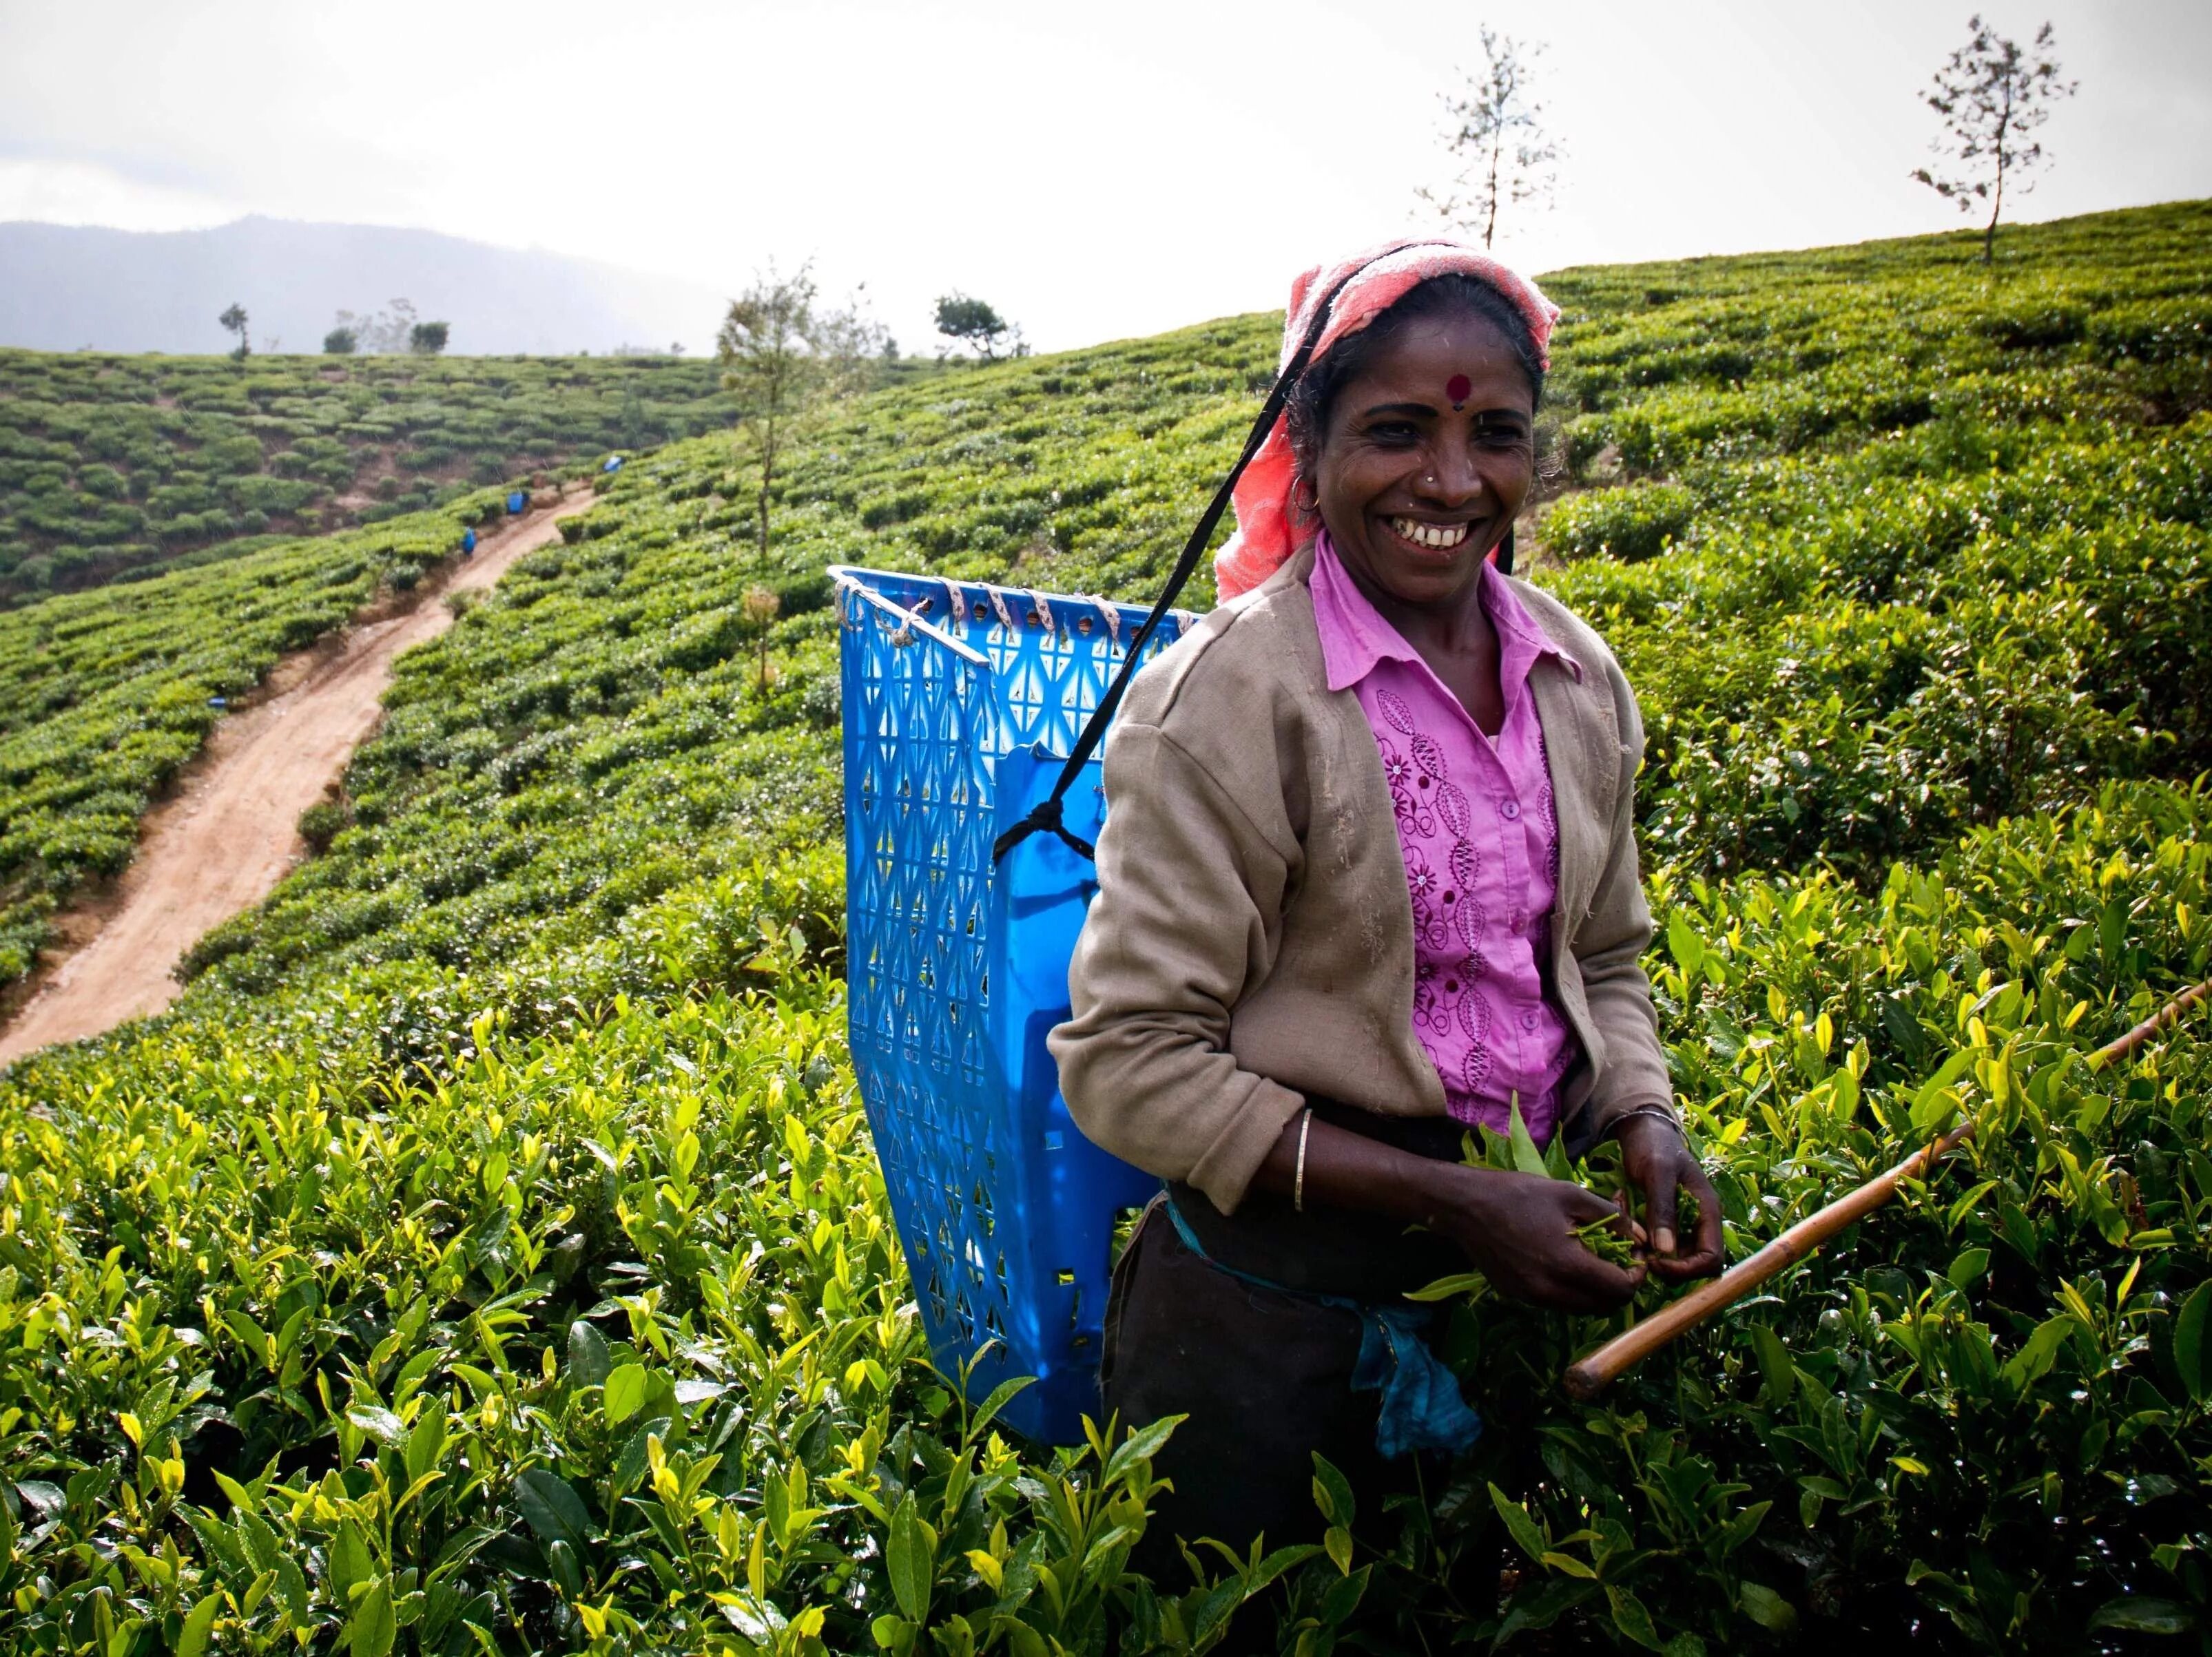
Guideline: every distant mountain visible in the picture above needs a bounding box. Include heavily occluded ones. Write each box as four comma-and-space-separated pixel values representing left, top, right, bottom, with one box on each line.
0, 217, 728, 356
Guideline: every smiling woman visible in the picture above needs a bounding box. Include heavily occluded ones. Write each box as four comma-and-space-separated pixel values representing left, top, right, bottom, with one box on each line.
1049, 242, 1725, 1585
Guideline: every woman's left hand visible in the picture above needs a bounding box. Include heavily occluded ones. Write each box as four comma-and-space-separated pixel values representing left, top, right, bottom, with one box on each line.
1614, 1114, 1725, 1282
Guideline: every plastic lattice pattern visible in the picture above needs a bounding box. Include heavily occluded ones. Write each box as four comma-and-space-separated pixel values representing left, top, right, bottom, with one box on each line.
831, 565, 1192, 1443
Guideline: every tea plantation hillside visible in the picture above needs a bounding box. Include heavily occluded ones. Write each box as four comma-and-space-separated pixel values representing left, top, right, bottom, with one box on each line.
0, 349, 728, 603
0, 202, 2208, 1654
0, 486, 530, 989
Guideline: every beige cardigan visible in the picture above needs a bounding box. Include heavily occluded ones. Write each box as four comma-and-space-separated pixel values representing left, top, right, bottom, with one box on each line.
1049, 545, 1676, 1215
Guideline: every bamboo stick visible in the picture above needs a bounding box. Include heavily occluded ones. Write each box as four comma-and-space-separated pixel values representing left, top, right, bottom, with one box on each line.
1560, 976, 2212, 1401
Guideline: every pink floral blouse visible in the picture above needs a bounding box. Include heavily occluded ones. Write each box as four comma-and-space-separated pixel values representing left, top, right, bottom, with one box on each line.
1309, 533, 1582, 1143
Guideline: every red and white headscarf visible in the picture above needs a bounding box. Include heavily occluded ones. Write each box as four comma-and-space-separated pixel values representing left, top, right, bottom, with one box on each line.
1212, 239, 1560, 602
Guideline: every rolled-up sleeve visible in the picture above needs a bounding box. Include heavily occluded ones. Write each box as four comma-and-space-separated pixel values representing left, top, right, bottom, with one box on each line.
1048, 719, 1307, 1214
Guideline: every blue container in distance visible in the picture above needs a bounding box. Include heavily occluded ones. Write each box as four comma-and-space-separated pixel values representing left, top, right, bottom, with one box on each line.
831, 565, 1192, 1444
506, 490, 527, 516
603, 455, 625, 474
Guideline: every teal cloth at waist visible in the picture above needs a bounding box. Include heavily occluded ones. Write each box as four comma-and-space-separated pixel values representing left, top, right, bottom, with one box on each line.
1161, 1194, 1482, 1461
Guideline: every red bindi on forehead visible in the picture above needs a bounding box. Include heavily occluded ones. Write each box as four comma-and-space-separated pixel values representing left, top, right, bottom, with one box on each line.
1446, 373, 1471, 408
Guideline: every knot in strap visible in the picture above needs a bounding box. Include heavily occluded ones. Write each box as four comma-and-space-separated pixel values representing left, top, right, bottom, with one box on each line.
991, 793, 1097, 863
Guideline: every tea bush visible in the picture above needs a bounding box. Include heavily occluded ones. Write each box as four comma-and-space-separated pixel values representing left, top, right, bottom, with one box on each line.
1542, 483, 1697, 563
0, 201, 2208, 1651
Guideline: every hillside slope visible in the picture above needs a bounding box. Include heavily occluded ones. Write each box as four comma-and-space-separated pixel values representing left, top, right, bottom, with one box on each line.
0, 496, 504, 987
0, 347, 728, 602
0, 204, 2206, 1653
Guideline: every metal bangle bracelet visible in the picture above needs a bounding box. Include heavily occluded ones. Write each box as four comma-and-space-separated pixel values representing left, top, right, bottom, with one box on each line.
1609, 1103, 1684, 1138
1293, 1108, 1313, 1212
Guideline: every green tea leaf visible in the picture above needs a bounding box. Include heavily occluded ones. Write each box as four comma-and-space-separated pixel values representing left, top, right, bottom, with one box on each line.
1324, 1524, 1353, 1576
329, 1519, 373, 1603
1489, 1483, 1547, 1563
2174, 1278, 2212, 1403
962, 1375, 1034, 1445
1310, 1453, 1355, 1530
1945, 1247, 1991, 1289
515, 1468, 593, 1551
604, 1362, 648, 1425
1666, 910, 1704, 982
2087, 1597, 2197, 1634
2001, 1315, 2074, 1396
1507, 1098, 1549, 1180
887, 1492, 935, 1623
1102, 1415, 1181, 1486
1605, 1585, 1664, 1649
1319, 1563, 1370, 1625
1404, 1271, 1489, 1303
1737, 1582, 1797, 1633
347, 1404, 407, 1447
568, 1319, 612, 1388
176, 1595, 220, 1657
1750, 1324, 1794, 1406
349, 1577, 396, 1657
275, 1554, 309, 1625
2099, 898, 2128, 965
404, 1398, 447, 1485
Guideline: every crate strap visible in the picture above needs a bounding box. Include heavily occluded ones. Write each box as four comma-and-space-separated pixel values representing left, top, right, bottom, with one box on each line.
989, 247, 1438, 864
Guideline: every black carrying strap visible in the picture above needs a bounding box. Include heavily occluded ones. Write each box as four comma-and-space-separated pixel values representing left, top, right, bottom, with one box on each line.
991, 253, 1408, 865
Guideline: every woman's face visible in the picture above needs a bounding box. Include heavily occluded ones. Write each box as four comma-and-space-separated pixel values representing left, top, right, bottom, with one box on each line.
1311, 309, 1536, 610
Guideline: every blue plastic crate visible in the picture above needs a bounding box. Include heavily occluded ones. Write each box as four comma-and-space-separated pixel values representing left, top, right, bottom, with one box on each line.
830, 565, 1191, 1444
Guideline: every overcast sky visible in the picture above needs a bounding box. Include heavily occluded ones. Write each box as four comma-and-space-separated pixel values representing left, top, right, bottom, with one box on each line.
1, 0, 2206, 355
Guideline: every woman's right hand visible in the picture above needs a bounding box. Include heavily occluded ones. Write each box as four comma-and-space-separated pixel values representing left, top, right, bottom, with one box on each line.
1418, 1162, 1646, 1313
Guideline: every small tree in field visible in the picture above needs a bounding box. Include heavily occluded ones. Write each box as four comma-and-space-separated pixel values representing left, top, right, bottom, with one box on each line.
323, 326, 358, 355
934, 292, 1012, 362
742, 584, 781, 691
1418, 28, 1561, 250
1912, 16, 2076, 264
218, 303, 251, 362
409, 320, 450, 355
717, 262, 885, 568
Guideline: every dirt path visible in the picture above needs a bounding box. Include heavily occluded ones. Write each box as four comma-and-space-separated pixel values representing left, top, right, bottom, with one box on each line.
0, 495, 591, 1067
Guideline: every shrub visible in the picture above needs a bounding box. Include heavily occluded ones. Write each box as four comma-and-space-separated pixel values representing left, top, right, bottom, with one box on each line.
1543, 481, 1696, 562
298, 796, 353, 851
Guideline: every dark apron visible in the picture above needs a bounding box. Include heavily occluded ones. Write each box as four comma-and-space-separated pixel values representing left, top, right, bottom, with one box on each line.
1099, 1101, 1472, 1565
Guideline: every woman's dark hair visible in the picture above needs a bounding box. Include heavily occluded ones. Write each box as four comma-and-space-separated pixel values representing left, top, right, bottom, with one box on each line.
1283, 273, 1545, 483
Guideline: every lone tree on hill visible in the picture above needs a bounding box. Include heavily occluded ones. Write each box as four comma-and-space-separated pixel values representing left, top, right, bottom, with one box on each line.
935, 292, 1014, 362
717, 262, 886, 567
742, 583, 781, 691
1912, 16, 2076, 264
218, 302, 251, 362
1418, 28, 1562, 250
409, 320, 451, 356
323, 326, 358, 355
